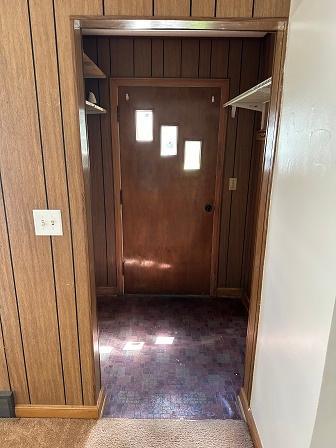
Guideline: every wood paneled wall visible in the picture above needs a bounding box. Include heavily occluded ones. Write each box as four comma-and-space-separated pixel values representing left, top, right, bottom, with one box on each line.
0, 0, 285, 410
84, 36, 267, 294
104, 0, 291, 17
1, 0, 64, 405
0, 0, 101, 408
240, 33, 275, 301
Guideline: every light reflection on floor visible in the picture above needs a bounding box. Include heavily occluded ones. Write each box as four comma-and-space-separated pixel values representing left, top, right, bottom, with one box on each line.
123, 341, 145, 351
155, 336, 175, 345
99, 295, 247, 420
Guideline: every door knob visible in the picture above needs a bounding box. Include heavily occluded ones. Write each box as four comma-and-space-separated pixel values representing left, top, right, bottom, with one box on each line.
204, 204, 213, 213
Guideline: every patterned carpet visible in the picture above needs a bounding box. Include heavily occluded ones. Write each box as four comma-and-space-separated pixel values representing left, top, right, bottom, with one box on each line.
99, 296, 247, 419
0, 418, 253, 448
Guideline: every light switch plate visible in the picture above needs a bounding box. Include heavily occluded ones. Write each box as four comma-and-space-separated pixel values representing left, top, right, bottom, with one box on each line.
33, 210, 63, 236
229, 177, 238, 191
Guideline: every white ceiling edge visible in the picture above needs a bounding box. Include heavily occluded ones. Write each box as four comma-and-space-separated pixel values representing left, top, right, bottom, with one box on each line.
82, 29, 266, 38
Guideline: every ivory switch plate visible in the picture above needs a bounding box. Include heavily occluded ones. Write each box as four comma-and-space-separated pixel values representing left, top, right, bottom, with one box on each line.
229, 178, 238, 191
33, 209, 63, 236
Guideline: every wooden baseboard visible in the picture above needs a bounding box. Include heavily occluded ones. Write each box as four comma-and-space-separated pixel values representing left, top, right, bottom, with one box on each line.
96, 286, 119, 296
216, 287, 243, 298
97, 287, 244, 300
239, 388, 263, 448
15, 388, 106, 419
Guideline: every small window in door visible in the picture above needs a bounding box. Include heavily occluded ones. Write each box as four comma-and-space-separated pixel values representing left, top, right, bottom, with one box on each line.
160, 125, 178, 156
135, 110, 153, 142
184, 140, 202, 170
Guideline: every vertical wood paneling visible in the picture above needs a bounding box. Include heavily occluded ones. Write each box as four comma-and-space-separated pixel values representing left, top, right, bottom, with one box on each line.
0, 179, 29, 403
75, 26, 103, 403
164, 39, 182, 77
0, 0, 64, 404
216, 0, 253, 17
211, 39, 230, 78
181, 39, 199, 78
84, 38, 108, 288
104, 0, 153, 15
0, 0, 283, 414
241, 127, 263, 297
89, 36, 264, 292
191, 0, 215, 17
134, 39, 152, 77
29, 0, 82, 405
0, 325, 9, 391
226, 39, 261, 287
154, 0, 190, 16
253, 0, 290, 17
152, 39, 164, 77
198, 40, 212, 78
88, 112, 108, 286
259, 33, 276, 80
218, 38, 243, 286
110, 38, 134, 76
97, 38, 117, 287
54, 0, 103, 406
240, 35, 275, 296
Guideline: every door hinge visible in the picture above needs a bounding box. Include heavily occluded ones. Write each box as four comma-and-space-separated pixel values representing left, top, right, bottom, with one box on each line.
120, 189, 123, 205
121, 260, 125, 276
116, 105, 120, 122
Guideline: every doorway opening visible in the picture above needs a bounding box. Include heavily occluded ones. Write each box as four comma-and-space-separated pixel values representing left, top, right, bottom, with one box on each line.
74, 18, 285, 421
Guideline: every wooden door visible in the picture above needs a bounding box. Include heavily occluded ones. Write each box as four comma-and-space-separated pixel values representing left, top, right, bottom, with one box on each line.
115, 80, 227, 294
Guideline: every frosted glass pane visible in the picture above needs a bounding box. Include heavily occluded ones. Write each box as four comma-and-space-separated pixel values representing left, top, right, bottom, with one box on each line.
184, 141, 202, 170
160, 125, 178, 156
136, 110, 153, 142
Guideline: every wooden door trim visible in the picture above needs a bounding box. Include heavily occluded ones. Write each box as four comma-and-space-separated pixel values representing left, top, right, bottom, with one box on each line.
211, 83, 229, 296
243, 29, 287, 402
72, 16, 287, 415
110, 83, 124, 294
109, 77, 229, 295
78, 18, 286, 33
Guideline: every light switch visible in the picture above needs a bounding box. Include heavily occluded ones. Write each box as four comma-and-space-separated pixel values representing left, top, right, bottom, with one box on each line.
229, 178, 237, 191
33, 210, 63, 236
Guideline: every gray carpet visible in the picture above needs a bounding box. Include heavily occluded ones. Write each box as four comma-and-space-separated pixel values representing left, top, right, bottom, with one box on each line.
0, 418, 253, 448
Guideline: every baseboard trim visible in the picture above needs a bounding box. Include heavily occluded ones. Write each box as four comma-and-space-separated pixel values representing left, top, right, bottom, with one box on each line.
97, 388, 106, 418
239, 388, 263, 448
96, 286, 119, 296
97, 287, 244, 300
216, 287, 243, 298
15, 388, 106, 419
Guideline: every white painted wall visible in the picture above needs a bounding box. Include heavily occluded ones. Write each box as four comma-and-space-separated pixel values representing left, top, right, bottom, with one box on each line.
310, 301, 336, 448
250, 0, 336, 447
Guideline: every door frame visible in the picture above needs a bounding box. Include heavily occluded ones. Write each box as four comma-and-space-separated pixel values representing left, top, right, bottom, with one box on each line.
110, 78, 229, 296
72, 17, 287, 421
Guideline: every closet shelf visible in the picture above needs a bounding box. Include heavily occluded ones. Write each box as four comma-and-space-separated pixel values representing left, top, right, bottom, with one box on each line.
83, 52, 106, 79
85, 100, 107, 115
224, 77, 272, 118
